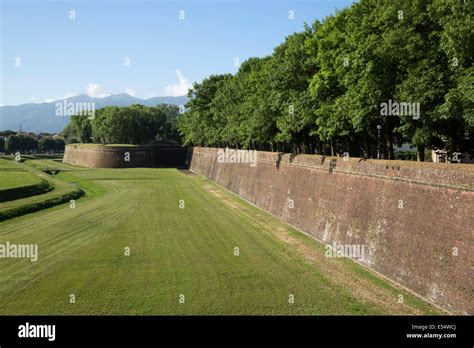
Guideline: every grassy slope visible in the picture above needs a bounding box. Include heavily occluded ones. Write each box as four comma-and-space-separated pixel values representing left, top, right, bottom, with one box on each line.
0, 159, 42, 190
0, 160, 442, 315
0, 160, 82, 215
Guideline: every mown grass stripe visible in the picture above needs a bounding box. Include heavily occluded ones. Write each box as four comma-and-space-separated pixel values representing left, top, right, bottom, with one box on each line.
0, 160, 442, 315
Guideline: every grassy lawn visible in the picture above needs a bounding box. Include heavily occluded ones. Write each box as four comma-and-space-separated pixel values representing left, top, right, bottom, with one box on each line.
0, 159, 42, 190
0, 159, 442, 315
0, 159, 82, 219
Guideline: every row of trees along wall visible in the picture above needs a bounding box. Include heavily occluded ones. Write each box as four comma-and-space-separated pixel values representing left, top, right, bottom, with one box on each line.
178, 0, 473, 162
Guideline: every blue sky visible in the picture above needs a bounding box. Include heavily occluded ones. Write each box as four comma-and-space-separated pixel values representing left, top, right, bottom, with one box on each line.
1, 0, 356, 106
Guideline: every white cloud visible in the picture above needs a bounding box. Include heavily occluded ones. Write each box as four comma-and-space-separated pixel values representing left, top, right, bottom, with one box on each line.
164, 69, 192, 97
32, 96, 53, 103
30, 84, 120, 105
125, 88, 136, 97
63, 92, 79, 99
37, 92, 78, 103
86, 83, 113, 98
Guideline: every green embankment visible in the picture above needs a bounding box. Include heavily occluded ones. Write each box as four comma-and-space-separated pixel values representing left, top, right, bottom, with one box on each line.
0, 158, 84, 221
0, 169, 40, 190
0, 159, 53, 203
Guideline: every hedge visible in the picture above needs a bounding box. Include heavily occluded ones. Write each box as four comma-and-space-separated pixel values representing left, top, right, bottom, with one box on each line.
0, 188, 85, 222
0, 179, 53, 203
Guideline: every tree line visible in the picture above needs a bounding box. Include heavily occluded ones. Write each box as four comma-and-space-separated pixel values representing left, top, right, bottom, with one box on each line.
0, 133, 65, 154
177, 0, 472, 161
63, 104, 181, 145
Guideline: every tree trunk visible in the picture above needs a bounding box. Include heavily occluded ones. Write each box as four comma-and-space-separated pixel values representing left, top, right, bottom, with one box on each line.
417, 145, 425, 162
386, 134, 394, 160
300, 142, 307, 154
330, 139, 335, 156
361, 135, 369, 158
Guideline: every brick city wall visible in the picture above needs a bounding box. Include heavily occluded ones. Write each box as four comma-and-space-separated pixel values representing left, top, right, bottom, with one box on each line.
63, 144, 187, 168
189, 146, 474, 314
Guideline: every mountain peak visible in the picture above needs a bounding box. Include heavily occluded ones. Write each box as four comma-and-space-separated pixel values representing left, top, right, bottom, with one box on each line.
102, 93, 135, 98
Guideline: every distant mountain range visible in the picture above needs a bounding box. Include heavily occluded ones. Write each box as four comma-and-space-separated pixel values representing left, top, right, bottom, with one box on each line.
0, 94, 188, 133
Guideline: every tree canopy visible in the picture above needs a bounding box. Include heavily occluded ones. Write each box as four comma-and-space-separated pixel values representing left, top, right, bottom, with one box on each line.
177, 0, 473, 161
63, 104, 181, 145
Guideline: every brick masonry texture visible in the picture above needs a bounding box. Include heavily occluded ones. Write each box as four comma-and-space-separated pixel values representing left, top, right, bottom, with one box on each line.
63, 144, 187, 168
189, 147, 474, 314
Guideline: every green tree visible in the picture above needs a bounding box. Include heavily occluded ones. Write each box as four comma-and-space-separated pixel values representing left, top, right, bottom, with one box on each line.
160, 0, 474, 162
69, 115, 93, 143
5, 135, 21, 153
5, 134, 38, 153
212, 74, 241, 147
39, 137, 57, 152
308, 12, 353, 156
54, 138, 66, 152
178, 75, 230, 146
271, 28, 318, 153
